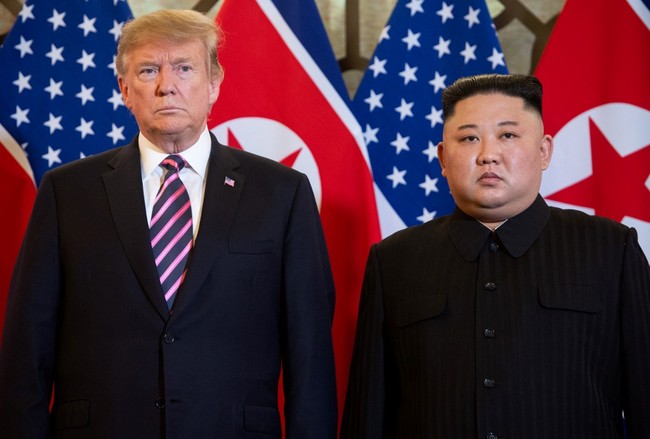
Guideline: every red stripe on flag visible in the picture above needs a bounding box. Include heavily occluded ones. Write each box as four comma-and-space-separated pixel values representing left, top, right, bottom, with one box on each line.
0, 142, 36, 344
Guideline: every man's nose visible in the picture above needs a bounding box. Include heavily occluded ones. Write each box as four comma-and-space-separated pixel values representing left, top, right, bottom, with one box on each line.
156, 68, 176, 95
477, 139, 500, 165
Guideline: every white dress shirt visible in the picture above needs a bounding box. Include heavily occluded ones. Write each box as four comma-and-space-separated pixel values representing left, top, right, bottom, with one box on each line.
139, 127, 212, 240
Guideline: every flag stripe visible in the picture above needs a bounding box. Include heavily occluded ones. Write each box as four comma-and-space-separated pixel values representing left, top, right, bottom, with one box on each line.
0, 124, 34, 183
628, 0, 650, 28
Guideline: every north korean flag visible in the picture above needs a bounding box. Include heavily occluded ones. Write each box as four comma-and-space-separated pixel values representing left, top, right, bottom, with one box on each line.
208, 0, 382, 429
536, 0, 650, 256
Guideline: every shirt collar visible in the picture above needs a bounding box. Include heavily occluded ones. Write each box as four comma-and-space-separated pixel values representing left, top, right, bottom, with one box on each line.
448, 194, 551, 261
139, 127, 212, 179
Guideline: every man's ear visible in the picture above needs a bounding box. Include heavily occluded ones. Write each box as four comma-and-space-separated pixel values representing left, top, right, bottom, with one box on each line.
540, 134, 553, 170
208, 76, 222, 106
118, 76, 131, 110
437, 141, 448, 177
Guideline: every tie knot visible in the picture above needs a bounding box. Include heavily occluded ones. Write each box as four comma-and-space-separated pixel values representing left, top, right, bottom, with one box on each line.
161, 155, 186, 173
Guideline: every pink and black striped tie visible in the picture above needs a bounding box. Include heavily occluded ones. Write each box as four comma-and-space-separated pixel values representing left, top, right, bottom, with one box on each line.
150, 155, 193, 309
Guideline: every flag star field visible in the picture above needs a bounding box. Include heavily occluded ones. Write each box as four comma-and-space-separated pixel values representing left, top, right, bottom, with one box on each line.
0, 0, 138, 185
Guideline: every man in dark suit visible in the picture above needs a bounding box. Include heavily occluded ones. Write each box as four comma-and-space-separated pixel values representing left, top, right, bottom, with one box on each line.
0, 9, 337, 438
341, 74, 650, 438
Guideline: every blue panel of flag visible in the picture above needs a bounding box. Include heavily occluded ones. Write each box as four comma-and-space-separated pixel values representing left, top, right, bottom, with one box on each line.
0, 0, 138, 185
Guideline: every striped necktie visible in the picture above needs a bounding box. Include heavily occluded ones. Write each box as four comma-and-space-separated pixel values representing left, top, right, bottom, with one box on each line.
150, 155, 193, 309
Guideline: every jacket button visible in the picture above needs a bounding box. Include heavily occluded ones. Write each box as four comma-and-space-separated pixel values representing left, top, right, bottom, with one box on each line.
484, 282, 496, 291
487, 434, 498, 439
484, 328, 496, 338
483, 378, 495, 388
155, 397, 165, 409
163, 333, 175, 344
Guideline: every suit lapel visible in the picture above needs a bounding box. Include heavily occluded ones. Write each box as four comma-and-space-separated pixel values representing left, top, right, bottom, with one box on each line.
102, 139, 170, 320
170, 135, 245, 315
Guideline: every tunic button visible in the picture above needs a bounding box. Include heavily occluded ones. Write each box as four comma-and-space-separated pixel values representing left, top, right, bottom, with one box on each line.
487, 434, 498, 439
163, 333, 175, 344
155, 397, 165, 408
484, 328, 496, 338
483, 378, 495, 388
484, 282, 496, 291
489, 243, 499, 253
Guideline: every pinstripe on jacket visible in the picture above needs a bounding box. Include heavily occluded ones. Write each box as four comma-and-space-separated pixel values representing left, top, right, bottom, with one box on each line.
342, 195, 650, 439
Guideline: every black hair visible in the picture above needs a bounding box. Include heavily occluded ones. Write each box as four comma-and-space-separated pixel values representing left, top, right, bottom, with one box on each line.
442, 74, 543, 120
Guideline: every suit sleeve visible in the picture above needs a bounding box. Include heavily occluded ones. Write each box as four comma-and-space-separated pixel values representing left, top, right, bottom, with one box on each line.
281, 174, 338, 439
0, 172, 61, 437
619, 227, 650, 438
340, 244, 398, 439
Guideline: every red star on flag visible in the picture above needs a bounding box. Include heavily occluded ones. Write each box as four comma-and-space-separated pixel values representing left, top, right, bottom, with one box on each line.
547, 118, 650, 223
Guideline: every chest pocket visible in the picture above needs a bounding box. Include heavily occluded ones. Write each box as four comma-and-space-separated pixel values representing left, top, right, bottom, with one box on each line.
538, 285, 602, 313
395, 294, 447, 327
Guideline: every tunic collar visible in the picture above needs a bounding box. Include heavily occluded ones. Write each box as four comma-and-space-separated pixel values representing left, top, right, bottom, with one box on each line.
448, 195, 551, 261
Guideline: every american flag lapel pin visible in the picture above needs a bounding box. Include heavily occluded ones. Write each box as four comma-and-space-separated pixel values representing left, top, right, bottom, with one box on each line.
224, 176, 235, 187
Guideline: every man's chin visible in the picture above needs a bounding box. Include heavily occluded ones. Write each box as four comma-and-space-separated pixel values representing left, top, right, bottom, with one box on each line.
152, 123, 193, 137
474, 194, 508, 210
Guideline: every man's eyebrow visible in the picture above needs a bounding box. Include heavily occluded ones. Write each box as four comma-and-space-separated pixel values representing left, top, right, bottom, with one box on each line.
455, 120, 520, 130
135, 59, 158, 66
170, 56, 195, 64
135, 56, 195, 65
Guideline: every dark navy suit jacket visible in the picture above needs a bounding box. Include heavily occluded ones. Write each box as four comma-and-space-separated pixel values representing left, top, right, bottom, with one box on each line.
0, 133, 337, 438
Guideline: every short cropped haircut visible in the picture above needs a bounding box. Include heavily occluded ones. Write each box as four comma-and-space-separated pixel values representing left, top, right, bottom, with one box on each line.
116, 9, 223, 81
442, 74, 543, 120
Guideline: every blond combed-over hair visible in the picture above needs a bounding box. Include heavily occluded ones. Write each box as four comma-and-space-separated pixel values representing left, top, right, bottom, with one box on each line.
116, 9, 224, 81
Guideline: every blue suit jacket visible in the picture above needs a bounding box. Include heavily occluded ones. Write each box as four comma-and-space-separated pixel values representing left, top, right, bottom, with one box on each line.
0, 133, 337, 438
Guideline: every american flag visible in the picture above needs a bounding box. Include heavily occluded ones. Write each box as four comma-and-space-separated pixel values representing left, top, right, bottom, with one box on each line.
0, 0, 138, 186
224, 176, 235, 187
352, 0, 508, 236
